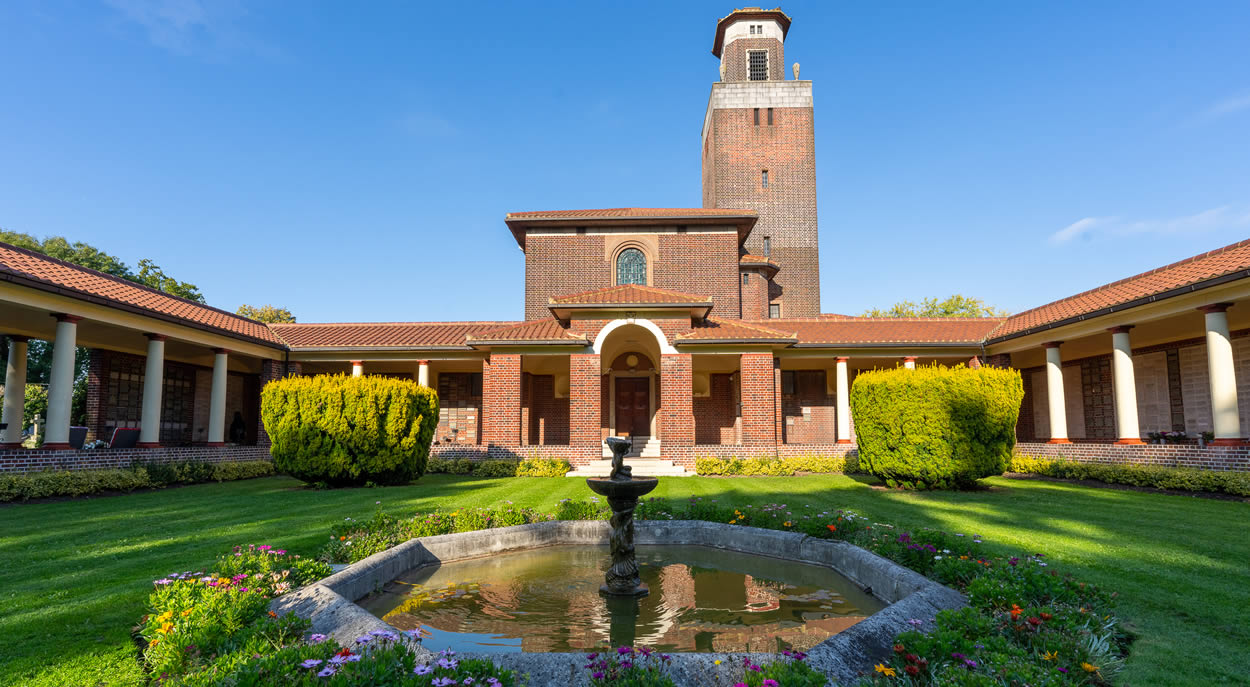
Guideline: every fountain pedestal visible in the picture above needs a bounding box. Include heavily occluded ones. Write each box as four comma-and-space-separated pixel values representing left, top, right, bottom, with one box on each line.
587, 437, 658, 597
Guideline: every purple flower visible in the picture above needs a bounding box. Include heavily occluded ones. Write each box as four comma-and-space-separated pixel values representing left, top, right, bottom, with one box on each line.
345, 654, 361, 663
309, 633, 327, 644
438, 657, 459, 670
432, 679, 456, 687
300, 658, 323, 669
329, 655, 347, 665
592, 672, 605, 679
463, 679, 475, 685
763, 681, 779, 687
317, 666, 336, 677
414, 664, 432, 675
355, 635, 373, 644
441, 648, 457, 657
617, 646, 632, 655
951, 653, 965, 660
964, 659, 977, 669
153, 578, 172, 585
1059, 667, 1069, 673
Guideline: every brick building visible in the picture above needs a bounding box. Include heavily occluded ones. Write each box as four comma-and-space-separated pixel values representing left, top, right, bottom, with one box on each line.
2, 8, 1250, 474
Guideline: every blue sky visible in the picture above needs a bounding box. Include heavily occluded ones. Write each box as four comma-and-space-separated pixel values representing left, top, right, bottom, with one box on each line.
1, 1, 1247, 323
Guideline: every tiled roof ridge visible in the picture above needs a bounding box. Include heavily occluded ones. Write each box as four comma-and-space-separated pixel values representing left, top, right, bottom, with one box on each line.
467, 319, 584, 340
0, 240, 269, 327
269, 320, 519, 328
549, 283, 710, 304
507, 207, 756, 219
1005, 237, 1250, 324
699, 317, 795, 337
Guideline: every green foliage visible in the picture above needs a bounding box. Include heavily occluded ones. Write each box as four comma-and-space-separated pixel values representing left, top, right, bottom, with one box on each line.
861, 294, 1009, 318
425, 457, 571, 478
586, 647, 675, 686
134, 258, 206, 303
236, 303, 297, 323
0, 460, 273, 502
1010, 455, 1250, 497
694, 453, 858, 476
262, 374, 439, 486
850, 364, 1023, 489
23, 385, 46, 431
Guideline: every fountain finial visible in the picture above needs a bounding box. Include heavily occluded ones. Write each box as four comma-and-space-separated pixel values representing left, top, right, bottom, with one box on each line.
587, 438, 659, 597
603, 436, 633, 481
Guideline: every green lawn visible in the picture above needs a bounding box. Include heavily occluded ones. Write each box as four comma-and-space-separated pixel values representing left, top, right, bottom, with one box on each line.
2, 474, 1246, 686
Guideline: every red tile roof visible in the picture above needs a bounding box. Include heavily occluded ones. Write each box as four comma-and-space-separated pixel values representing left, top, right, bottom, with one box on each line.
466, 319, 589, 344
269, 322, 517, 349
756, 317, 1004, 345
0, 241, 284, 347
506, 208, 756, 221
676, 318, 795, 343
994, 238, 1250, 340
549, 284, 713, 306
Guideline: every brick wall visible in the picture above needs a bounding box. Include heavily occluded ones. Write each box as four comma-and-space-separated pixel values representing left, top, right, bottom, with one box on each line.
739, 269, 770, 319
570, 354, 601, 450
740, 353, 775, 445
1080, 355, 1115, 440
0, 444, 271, 473
660, 354, 693, 447
527, 374, 569, 445
703, 92, 819, 317
781, 369, 836, 444
524, 232, 741, 321
1014, 442, 1249, 472
481, 355, 520, 446
721, 37, 785, 82
87, 349, 202, 445
435, 372, 482, 446
693, 372, 739, 444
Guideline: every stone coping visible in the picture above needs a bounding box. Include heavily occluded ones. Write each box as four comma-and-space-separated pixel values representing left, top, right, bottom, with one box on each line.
271, 520, 965, 686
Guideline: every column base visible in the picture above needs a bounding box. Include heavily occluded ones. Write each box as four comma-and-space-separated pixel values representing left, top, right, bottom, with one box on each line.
1045, 438, 1073, 444
1210, 438, 1250, 447
41, 442, 72, 451
0, 442, 25, 450
1113, 438, 1146, 445
836, 439, 853, 445
205, 441, 226, 447
136, 442, 162, 448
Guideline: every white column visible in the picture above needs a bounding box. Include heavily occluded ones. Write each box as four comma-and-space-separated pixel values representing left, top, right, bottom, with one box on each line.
1108, 326, 1142, 444
138, 334, 166, 447
835, 356, 851, 444
902, 356, 917, 370
44, 314, 80, 449
351, 360, 364, 377
1043, 342, 1070, 443
207, 348, 228, 445
1201, 303, 1243, 444
417, 360, 430, 386
2, 336, 29, 447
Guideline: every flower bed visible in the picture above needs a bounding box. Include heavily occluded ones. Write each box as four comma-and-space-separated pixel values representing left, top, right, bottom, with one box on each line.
318, 497, 1130, 685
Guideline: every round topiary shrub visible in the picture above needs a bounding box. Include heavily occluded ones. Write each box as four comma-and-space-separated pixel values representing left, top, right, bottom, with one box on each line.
261, 374, 439, 486
849, 363, 1023, 489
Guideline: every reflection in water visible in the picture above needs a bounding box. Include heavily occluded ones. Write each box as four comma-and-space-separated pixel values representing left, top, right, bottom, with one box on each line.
358, 545, 884, 654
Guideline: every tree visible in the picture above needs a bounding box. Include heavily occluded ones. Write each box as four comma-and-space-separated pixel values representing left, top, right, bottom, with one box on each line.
861, 294, 1008, 318
135, 259, 206, 303
236, 304, 296, 323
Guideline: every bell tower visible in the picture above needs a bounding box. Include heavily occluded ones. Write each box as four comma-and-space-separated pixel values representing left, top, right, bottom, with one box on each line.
703, 7, 820, 318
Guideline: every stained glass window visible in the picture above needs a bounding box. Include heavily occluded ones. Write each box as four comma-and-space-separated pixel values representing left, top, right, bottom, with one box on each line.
617, 248, 646, 285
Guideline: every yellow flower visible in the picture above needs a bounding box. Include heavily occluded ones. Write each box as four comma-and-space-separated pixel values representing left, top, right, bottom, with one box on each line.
1042, 651, 1057, 661
180, 609, 192, 617
156, 622, 174, 635
714, 659, 722, 665
784, 521, 792, 527
1081, 662, 1098, 673
874, 663, 896, 677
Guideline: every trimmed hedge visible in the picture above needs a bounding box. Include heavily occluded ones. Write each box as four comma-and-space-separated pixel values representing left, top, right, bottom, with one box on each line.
426, 457, 572, 478
1011, 454, 1250, 497
694, 453, 858, 476
0, 460, 274, 502
262, 374, 438, 486
850, 363, 1023, 489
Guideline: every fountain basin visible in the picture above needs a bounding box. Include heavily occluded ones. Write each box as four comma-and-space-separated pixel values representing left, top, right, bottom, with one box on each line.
585, 476, 659, 501
271, 520, 966, 686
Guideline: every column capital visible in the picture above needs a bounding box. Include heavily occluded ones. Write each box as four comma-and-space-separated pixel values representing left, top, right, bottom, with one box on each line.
1198, 302, 1234, 314
350, 360, 364, 366
6, 335, 29, 343
52, 313, 83, 324
1041, 341, 1063, 349
417, 359, 429, 366
835, 356, 849, 363
902, 356, 917, 362
145, 333, 168, 342
212, 347, 230, 355
1106, 325, 1134, 334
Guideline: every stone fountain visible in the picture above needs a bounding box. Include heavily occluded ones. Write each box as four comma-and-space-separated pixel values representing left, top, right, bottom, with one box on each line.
586, 436, 658, 597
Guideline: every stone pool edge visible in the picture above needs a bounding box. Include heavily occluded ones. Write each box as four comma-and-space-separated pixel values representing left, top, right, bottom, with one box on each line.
270, 520, 966, 686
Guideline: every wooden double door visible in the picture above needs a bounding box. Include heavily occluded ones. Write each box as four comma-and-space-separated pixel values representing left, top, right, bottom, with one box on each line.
614, 377, 651, 437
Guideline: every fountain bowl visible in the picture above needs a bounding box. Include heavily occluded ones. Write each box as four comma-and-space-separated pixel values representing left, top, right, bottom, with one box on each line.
585, 475, 659, 500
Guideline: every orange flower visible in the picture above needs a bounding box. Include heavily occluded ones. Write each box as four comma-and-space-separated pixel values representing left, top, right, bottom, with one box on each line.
1010, 604, 1023, 620
268, 611, 278, 618
827, 524, 837, 532
340, 536, 346, 541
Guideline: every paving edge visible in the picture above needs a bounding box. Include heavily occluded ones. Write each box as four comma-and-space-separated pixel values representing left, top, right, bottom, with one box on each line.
271, 520, 966, 686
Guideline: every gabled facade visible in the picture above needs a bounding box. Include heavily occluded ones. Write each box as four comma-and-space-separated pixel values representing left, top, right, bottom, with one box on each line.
1, 8, 1248, 475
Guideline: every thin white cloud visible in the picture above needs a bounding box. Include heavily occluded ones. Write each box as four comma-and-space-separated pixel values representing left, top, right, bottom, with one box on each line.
1188, 92, 1250, 126
1050, 205, 1250, 243
104, 0, 278, 59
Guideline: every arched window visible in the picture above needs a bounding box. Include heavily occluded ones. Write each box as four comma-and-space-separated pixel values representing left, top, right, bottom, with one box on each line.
616, 248, 646, 285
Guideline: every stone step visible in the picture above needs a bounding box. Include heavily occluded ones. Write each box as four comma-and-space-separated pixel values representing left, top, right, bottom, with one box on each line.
568, 458, 691, 477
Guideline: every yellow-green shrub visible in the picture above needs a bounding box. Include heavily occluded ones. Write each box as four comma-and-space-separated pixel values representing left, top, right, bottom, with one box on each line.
694, 453, 857, 476
1010, 454, 1250, 496
850, 364, 1023, 489
0, 460, 274, 502
261, 374, 438, 486
515, 458, 571, 477
425, 457, 571, 478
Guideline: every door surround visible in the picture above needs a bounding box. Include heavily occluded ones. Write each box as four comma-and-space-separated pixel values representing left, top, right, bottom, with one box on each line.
607, 369, 658, 437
